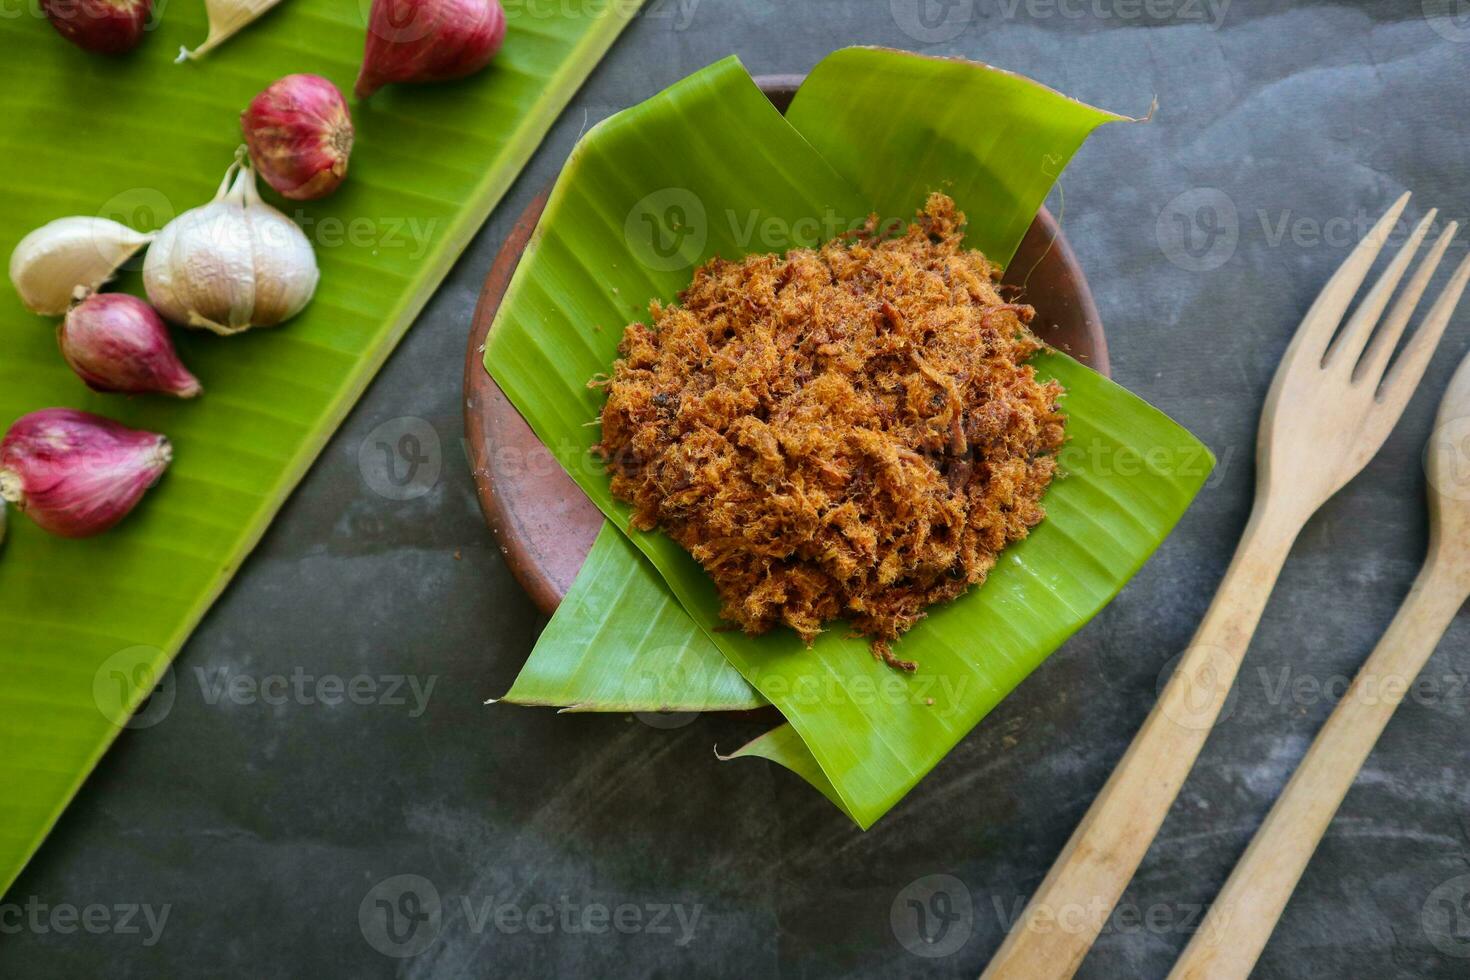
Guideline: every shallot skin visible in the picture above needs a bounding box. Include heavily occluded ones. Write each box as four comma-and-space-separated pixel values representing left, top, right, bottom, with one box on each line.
355, 0, 506, 99
0, 409, 172, 539
59, 293, 202, 398
41, 0, 152, 54
242, 75, 355, 201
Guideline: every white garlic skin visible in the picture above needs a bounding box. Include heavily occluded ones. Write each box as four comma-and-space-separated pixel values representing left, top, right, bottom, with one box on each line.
9, 216, 154, 315
176, 0, 285, 62
144, 157, 318, 336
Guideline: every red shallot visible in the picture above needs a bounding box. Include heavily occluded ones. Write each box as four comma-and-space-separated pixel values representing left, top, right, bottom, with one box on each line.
59, 292, 202, 398
41, 0, 152, 54
355, 0, 506, 99
0, 409, 172, 538
242, 74, 355, 201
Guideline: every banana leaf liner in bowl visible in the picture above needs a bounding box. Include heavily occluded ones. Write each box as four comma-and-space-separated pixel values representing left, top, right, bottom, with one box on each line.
482, 48, 1214, 827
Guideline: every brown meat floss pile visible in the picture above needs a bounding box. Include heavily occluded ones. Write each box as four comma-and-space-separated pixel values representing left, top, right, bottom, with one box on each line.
594, 193, 1065, 670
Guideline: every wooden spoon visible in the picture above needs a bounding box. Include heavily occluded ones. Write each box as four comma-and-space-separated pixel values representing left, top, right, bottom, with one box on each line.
982, 196, 1470, 979
1168, 345, 1470, 979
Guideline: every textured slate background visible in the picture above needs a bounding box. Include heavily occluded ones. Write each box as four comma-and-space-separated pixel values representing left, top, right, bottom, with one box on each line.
5, 1, 1470, 976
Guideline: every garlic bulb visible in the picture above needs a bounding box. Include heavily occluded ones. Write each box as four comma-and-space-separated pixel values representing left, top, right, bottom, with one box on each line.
176, 0, 286, 61
143, 150, 318, 336
9, 217, 154, 315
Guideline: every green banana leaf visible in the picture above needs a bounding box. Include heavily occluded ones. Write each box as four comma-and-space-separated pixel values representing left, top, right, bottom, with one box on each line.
506, 48, 1147, 719
787, 47, 1133, 266
730, 351, 1213, 823
494, 53, 862, 717
0, 0, 641, 895
486, 49, 1213, 827
504, 522, 763, 712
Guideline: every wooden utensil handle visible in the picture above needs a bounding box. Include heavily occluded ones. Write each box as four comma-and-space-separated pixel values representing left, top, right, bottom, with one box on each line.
1168, 561, 1468, 980
981, 503, 1299, 980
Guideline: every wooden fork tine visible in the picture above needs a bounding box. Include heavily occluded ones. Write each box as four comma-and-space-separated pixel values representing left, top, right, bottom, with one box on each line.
1286, 192, 1410, 363
1325, 210, 1436, 372
1377, 248, 1470, 406
1357, 222, 1459, 384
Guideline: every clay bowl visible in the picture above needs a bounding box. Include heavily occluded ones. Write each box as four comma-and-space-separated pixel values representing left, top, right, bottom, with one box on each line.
463, 75, 1110, 616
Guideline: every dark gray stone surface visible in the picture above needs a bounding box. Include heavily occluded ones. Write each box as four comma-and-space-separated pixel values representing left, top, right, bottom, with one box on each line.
5, 1, 1470, 976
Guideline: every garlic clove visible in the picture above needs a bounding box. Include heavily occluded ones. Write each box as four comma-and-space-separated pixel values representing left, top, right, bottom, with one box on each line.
0, 409, 172, 539
145, 177, 257, 334
143, 153, 318, 335
239, 163, 319, 327
59, 291, 202, 398
175, 0, 285, 62
9, 217, 155, 316
247, 212, 319, 327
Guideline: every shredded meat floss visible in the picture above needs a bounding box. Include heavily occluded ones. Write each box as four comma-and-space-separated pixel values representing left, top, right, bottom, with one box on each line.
594, 193, 1066, 670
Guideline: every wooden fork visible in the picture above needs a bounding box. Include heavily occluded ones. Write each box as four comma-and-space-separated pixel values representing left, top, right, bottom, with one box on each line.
981, 193, 1470, 980
1169, 343, 1470, 979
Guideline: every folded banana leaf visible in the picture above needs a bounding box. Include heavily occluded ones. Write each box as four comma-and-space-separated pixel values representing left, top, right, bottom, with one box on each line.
788, 47, 1132, 266
487, 49, 1213, 827
0, 1, 642, 895
505, 522, 763, 713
